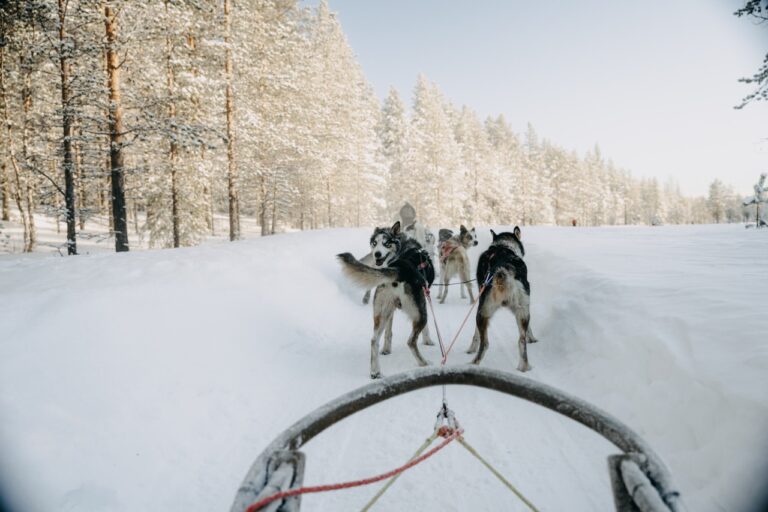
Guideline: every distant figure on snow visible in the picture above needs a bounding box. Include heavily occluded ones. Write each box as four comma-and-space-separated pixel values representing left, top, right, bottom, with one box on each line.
399, 202, 416, 228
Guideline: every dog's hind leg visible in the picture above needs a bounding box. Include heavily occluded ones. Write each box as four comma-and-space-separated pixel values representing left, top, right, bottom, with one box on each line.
471, 300, 499, 365
370, 318, 384, 379
526, 326, 539, 344
403, 296, 430, 366
421, 322, 434, 345
362, 289, 371, 305
471, 313, 490, 365
407, 318, 429, 366
382, 313, 394, 354
370, 293, 395, 378
467, 291, 487, 353
467, 326, 480, 353
513, 310, 532, 372
460, 264, 474, 303
438, 273, 450, 303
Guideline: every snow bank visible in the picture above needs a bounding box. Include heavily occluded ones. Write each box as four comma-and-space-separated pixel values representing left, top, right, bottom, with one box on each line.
0, 224, 766, 511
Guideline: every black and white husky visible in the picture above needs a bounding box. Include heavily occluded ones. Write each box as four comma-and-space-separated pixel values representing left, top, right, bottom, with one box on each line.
338, 221, 436, 379
467, 226, 538, 372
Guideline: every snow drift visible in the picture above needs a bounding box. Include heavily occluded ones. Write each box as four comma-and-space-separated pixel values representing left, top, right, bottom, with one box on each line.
0, 224, 766, 511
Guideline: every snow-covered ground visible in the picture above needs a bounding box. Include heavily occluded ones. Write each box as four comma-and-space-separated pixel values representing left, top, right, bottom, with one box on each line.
0, 223, 766, 511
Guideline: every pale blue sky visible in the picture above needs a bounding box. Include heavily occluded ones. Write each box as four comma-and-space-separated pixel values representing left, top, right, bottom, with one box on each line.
309, 0, 767, 197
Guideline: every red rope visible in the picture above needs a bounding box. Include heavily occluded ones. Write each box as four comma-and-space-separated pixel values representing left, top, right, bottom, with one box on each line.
245, 426, 462, 512
423, 286, 447, 359
440, 283, 487, 365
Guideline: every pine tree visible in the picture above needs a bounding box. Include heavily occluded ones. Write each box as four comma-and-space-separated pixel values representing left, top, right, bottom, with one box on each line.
378, 86, 408, 215
405, 75, 461, 224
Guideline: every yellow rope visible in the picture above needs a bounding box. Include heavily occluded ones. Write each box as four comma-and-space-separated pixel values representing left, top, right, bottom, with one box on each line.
456, 437, 540, 512
360, 430, 440, 511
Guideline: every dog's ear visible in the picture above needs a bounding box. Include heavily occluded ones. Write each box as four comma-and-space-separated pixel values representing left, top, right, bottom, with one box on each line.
513, 226, 522, 240
460, 224, 467, 233
392, 221, 401, 235
490, 229, 497, 240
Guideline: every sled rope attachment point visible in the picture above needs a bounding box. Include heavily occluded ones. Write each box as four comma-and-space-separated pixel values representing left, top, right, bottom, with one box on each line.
363, 403, 539, 512
245, 425, 463, 512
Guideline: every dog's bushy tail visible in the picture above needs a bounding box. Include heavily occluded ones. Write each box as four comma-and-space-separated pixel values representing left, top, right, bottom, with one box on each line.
337, 253, 399, 289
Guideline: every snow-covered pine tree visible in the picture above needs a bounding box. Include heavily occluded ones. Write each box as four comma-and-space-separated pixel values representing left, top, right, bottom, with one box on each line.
136, 0, 220, 248
484, 114, 523, 224
521, 123, 554, 225
235, 0, 317, 233
378, 86, 409, 216
708, 178, 728, 223
405, 75, 461, 225
743, 173, 768, 227
453, 106, 493, 224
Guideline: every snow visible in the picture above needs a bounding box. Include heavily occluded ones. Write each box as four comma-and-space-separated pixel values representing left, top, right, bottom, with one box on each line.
0, 223, 766, 512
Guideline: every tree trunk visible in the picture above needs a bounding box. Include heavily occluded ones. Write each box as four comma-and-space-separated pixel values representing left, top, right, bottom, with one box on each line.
326, 177, 332, 228
104, 2, 129, 251
259, 174, 268, 236
132, 199, 140, 236
171, 164, 179, 246
75, 126, 86, 230
165, 0, 180, 248
1, 48, 29, 242
1, 161, 9, 221
25, 181, 36, 250
224, 0, 240, 240
52, 153, 61, 233
58, 0, 77, 255
20, 53, 36, 252
270, 178, 277, 234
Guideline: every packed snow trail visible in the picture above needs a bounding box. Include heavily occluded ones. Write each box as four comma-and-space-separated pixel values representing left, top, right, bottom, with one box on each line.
0, 225, 766, 511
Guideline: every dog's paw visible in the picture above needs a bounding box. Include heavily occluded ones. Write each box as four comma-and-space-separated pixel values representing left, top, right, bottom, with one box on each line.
517, 362, 532, 372
418, 360, 430, 367
370, 371, 382, 379
380, 349, 391, 355
527, 336, 539, 344
466, 347, 477, 354
423, 339, 435, 346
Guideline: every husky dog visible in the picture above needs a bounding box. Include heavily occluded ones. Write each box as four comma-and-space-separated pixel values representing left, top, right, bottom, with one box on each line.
438, 228, 454, 244
360, 225, 404, 304
338, 221, 436, 379
436, 225, 478, 304
467, 226, 538, 372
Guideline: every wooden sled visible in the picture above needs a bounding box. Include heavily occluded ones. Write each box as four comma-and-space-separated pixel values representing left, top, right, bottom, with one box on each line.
230, 366, 686, 512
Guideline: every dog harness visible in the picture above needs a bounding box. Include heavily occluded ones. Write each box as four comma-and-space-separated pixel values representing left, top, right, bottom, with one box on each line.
439, 240, 459, 265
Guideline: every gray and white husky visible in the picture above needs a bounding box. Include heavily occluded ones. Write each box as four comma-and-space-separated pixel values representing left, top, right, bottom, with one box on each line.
436, 225, 478, 304
338, 221, 436, 379
467, 226, 538, 372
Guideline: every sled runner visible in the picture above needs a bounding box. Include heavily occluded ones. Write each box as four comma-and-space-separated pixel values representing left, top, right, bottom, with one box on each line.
230, 366, 686, 512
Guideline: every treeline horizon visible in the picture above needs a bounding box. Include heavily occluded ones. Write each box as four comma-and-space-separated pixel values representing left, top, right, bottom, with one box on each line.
0, 0, 754, 255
